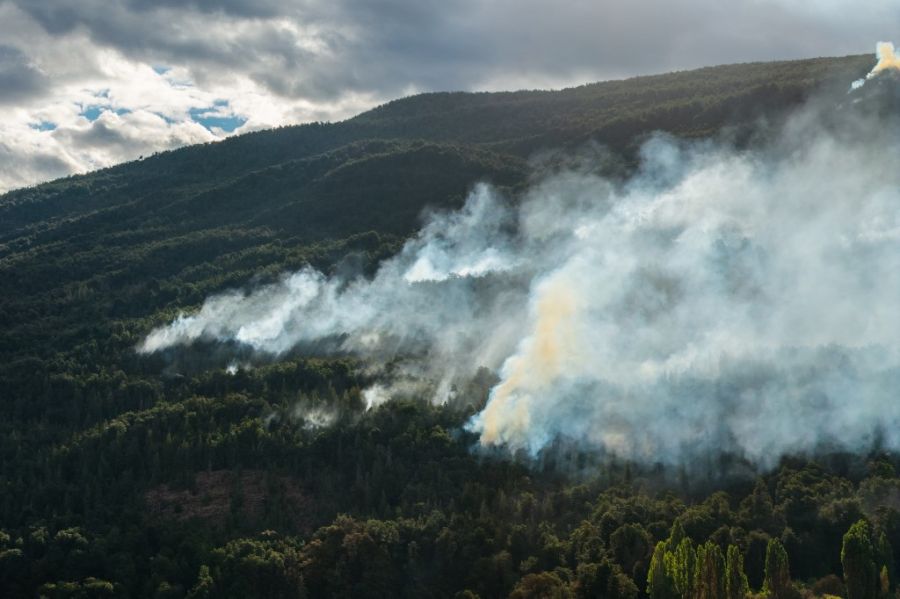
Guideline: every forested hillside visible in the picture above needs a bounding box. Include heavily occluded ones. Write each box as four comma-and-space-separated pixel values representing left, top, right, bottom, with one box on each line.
1, 54, 892, 598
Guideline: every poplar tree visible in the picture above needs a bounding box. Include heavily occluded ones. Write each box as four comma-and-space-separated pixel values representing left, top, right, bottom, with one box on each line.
763, 538, 791, 599
646, 541, 676, 599
875, 529, 894, 593
670, 538, 696, 599
694, 541, 725, 599
667, 520, 686, 551
725, 544, 750, 599
842, 520, 879, 599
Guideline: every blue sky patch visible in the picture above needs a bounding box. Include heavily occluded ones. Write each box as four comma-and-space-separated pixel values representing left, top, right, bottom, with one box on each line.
81, 105, 103, 121
189, 103, 247, 133
80, 105, 132, 121
29, 121, 57, 132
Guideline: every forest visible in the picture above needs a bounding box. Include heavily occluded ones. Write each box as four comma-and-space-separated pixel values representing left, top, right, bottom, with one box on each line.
0, 53, 895, 597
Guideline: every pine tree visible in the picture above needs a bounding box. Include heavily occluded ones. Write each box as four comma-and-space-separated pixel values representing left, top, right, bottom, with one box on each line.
842, 519, 879, 599
725, 544, 750, 599
763, 538, 791, 599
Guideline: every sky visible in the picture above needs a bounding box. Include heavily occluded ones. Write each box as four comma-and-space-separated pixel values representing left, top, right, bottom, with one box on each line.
0, 0, 897, 194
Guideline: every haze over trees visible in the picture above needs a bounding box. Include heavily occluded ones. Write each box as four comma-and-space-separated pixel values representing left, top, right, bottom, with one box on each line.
0, 54, 894, 597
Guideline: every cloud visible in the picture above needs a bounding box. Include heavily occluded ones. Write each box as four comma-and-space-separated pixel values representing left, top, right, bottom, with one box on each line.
0, 45, 47, 104
1, 0, 899, 191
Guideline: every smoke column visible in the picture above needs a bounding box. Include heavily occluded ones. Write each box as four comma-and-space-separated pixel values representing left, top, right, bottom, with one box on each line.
470, 126, 900, 464
142, 52, 900, 468
852, 41, 900, 89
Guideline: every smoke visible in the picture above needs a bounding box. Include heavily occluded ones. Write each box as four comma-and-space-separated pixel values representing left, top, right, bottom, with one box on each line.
140, 186, 531, 403
471, 126, 900, 465
141, 51, 900, 468
852, 41, 900, 90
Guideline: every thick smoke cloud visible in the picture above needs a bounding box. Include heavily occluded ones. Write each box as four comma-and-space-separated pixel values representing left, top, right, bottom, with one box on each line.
472, 125, 900, 465
142, 77, 900, 468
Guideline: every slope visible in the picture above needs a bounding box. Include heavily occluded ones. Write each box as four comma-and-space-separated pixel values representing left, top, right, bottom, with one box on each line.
0, 53, 888, 598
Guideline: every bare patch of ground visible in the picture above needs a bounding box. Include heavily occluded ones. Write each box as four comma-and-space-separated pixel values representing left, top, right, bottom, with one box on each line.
145, 469, 312, 532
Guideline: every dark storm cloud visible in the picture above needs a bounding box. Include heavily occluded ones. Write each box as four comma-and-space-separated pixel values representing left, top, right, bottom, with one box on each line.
58, 118, 134, 148
8, 0, 489, 100
0, 45, 47, 104
124, 0, 285, 18
11, 1, 269, 61
9, 0, 897, 103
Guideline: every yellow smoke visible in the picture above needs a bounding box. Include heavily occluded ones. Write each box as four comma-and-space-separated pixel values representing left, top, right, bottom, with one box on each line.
850, 42, 900, 91
869, 42, 900, 78
478, 277, 579, 446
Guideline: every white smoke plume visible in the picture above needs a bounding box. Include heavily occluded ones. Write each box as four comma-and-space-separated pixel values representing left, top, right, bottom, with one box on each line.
142, 54, 900, 468
140, 187, 531, 403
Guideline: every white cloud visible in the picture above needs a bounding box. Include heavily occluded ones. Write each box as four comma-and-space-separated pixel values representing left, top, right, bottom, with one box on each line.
0, 1, 378, 193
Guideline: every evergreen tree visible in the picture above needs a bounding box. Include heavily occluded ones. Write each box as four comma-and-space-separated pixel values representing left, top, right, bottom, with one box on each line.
186, 565, 214, 599
725, 544, 750, 599
575, 560, 638, 599
763, 538, 791, 599
739, 479, 778, 532
842, 520, 879, 599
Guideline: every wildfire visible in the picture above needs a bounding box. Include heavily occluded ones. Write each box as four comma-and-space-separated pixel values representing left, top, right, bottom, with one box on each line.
871, 42, 900, 77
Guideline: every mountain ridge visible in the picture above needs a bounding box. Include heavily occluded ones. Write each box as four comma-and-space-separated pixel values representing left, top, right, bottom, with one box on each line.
1, 53, 870, 201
